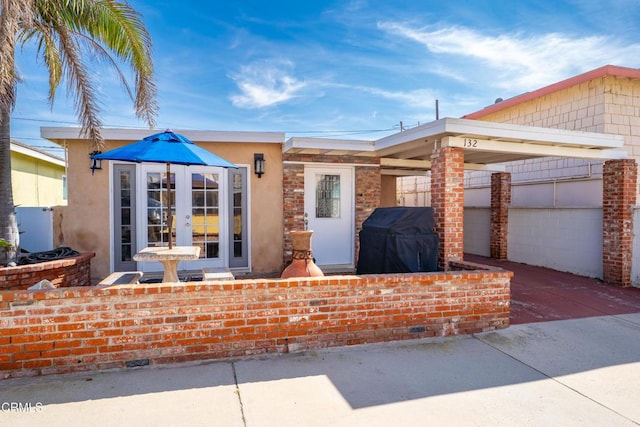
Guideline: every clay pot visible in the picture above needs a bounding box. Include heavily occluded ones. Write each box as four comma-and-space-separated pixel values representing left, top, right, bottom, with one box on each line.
281, 230, 324, 278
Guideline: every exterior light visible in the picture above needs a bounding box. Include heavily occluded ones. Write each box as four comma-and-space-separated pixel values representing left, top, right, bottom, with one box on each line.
254, 153, 265, 178
90, 151, 102, 174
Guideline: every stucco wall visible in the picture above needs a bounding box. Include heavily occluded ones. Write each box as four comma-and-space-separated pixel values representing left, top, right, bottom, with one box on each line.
464, 207, 491, 257
632, 207, 640, 287
61, 138, 283, 281
508, 208, 603, 278
60, 140, 110, 281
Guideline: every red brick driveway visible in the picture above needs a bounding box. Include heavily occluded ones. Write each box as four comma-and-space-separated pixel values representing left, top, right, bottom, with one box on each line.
465, 254, 640, 325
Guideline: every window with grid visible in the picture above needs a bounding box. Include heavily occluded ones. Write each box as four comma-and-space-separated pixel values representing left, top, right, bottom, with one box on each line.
315, 174, 340, 218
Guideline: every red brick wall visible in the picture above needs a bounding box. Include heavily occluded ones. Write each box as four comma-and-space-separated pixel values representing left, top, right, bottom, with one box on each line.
283, 162, 305, 264
603, 159, 637, 287
431, 146, 465, 269
490, 172, 511, 260
282, 154, 380, 266
355, 166, 381, 264
0, 253, 94, 291
0, 262, 511, 378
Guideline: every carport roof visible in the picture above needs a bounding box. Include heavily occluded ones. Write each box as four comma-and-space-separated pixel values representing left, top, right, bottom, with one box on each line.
284, 117, 626, 175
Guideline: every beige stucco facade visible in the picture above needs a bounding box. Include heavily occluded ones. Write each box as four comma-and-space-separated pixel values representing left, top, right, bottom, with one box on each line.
50, 131, 284, 281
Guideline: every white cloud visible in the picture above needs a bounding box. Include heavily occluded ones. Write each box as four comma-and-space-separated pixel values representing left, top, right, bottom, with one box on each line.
319, 80, 437, 110
377, 22, 640, 92
356, 86, 437, 110
229, 59, 306, 109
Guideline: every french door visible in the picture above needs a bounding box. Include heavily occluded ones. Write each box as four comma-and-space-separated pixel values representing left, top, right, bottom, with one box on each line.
138, 164, 226, 273
113, 164, 248, 274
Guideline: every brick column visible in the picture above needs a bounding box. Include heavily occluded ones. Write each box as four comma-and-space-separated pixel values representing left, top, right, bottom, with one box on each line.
431, 146, 464, 270
355, 165, 381, 265
282, 163, 305, 266
602, 159, 637, 287
490, 172, 511, 261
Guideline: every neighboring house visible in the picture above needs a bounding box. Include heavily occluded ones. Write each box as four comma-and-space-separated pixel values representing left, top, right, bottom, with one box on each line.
398, 64, 640, 286
42, 107, 625, 283
10, 140, 67, 253
10, 139, 66, 207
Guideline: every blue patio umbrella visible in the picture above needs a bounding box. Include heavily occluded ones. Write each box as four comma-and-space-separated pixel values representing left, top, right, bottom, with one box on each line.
92, 130, 238, 249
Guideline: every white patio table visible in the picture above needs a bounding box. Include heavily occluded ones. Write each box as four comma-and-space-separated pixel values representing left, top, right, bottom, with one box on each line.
133, 246, 200, 283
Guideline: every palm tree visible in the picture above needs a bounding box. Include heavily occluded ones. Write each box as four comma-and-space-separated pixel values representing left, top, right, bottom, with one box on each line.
0, 0, 157, 263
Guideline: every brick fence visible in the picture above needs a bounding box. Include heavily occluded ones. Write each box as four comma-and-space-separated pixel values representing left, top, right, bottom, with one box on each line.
0, 260, 511, 378
0, 253, 94, 291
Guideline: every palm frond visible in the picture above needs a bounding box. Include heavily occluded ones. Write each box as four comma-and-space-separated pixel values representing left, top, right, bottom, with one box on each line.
55, 24, 104, 149
0, 0, 34, 114
20, 23, 63, 104
51, 0, 158, 127
16, 0, 158, 148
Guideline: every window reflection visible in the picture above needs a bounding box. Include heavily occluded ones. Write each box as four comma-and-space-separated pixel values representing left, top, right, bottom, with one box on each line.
146, 172, 174, 247
119, 171, 133, 262
316, 174, 340, 218
191, 173, 219, 259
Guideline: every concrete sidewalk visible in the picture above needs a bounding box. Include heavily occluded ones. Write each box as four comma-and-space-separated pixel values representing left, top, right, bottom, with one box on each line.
1, 313, 639, 426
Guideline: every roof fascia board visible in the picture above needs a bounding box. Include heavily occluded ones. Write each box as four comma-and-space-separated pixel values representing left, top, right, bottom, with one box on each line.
443, 136, 628, 160
445, 118, 624, 148
284, 136, 375, 153
10, 142, 65, 167
374, 117, 623, 153
41, 127, 285, 144
374, 118, 448, 151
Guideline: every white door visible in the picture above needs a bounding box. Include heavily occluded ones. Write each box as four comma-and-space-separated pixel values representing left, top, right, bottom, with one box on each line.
137, 165, 227, 273
304, 166, 354, 267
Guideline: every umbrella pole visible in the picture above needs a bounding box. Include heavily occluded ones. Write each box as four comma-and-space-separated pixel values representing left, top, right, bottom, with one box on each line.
166, 162, 173, 249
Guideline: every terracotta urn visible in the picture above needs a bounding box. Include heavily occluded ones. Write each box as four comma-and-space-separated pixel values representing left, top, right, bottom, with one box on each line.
281, 230, 324, 278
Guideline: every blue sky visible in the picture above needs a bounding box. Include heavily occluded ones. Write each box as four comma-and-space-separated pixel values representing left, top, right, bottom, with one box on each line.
11, 0, 640, 155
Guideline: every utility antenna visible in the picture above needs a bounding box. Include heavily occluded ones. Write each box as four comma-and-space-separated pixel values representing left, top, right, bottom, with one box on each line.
435, 99, 439, 120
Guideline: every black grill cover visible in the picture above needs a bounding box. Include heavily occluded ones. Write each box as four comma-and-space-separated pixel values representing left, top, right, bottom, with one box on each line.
356, 207, 439, 274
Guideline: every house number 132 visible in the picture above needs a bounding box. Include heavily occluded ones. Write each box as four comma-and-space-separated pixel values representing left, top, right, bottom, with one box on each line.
463, 138, 478, 147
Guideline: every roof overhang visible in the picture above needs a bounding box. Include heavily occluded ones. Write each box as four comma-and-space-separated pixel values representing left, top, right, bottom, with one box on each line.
283, 136, 376, 157
41, 127, 285, 144
10, 140, 65, 167
285, 117, 627, 175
